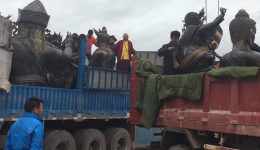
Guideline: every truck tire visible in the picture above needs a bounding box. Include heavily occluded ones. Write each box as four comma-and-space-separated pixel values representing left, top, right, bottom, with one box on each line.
0, 135, 7, 150
72, 129, 93, 150
81, 129, 106, 150
169, 144, 192, 150
43, 129, 54, 139
102, 127, 114, 139
43, 130, 76, 150
107, 128, 131, 150
43, 130, 59, 146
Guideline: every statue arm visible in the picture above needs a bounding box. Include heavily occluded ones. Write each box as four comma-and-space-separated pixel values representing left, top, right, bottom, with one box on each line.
196, 15, 224, 36
196, 8, 226, 36
44, 44, 72, 63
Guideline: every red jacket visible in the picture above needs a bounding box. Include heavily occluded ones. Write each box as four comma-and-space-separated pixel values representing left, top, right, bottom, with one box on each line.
110, 40, 134, 62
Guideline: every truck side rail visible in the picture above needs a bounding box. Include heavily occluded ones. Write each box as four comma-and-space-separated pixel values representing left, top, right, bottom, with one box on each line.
85, 67, 130, 91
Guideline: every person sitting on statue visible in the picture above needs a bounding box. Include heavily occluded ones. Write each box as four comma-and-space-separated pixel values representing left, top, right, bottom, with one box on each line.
110, 33, 136, 72
158, 31, 182, 75
175, 8, 226, 73
86, 29, 98, 61
215, 9, 260, 67
110, 35, 118, 69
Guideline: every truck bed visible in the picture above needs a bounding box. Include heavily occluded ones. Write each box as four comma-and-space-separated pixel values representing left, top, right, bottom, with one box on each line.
130, 56, 260, 137
0, 85, 130, 122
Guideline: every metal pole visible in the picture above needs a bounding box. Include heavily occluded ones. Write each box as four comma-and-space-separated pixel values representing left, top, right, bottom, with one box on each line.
205, 0, 207, 24
218, 0, 219, 15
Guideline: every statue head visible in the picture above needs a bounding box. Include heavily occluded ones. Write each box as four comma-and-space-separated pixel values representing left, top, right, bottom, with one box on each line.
48, 32, 62, 48
17, 0, 50, 28
229, 9, 256, 45
184, 12, 200, 27
100, 27, 107, 34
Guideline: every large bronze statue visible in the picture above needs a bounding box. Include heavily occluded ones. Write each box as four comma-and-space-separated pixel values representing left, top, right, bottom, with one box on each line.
175, 8, 226, 73
89, 27, 114, 69
10, 0, 77, 87
217, 10, 260, 67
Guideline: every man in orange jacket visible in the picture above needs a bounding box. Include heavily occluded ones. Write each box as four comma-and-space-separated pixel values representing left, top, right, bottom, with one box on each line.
86, 30, 98, 61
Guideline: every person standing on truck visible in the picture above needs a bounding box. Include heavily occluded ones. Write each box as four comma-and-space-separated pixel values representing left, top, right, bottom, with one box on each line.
158, 31, 182, 75
110, 33, 135, 72
5, 97, 44, 150
86, 29, 99, 61
110, 35, 118, 69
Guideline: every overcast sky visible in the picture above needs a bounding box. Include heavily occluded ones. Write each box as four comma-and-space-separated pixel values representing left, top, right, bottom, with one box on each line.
0, 0, 260, 55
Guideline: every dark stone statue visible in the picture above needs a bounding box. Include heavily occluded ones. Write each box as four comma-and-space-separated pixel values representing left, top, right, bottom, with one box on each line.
45, 30, 63, 49
176, 8, 226, 73
89, 27, 114, 69
10, 0, 77, 88
217, 10, 260, 67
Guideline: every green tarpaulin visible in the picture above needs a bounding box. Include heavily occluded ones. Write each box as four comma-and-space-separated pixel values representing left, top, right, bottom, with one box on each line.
134, 59, 205, 129
207, 66, 259, 78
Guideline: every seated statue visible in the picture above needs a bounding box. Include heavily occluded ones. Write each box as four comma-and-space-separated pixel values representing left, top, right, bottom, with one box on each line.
89, 27, 114, 69
176, 8, 226, 73
10, 0, 77, 88
217, 9, 260, 67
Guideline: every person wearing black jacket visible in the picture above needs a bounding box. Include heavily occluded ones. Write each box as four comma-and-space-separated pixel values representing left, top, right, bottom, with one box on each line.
250, 43, 260, 53
158, 31, 181, 75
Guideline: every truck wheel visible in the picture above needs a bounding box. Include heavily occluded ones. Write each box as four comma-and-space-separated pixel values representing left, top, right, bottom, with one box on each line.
0, 134, 7, 149
72, 129, 93, 150
102, 127, 114, 139
43, 130, 59, 147
169, 144, 192, 150
44, 130, 54, 139
107, 128, 131, 150
81, 129, 106, 150
43, 130, 76, 150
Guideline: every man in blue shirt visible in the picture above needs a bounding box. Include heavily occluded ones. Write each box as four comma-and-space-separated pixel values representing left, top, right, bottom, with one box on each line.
5, 97, 44, 150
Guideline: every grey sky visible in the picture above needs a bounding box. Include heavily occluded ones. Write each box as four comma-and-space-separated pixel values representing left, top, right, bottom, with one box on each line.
0, 0, 260, 56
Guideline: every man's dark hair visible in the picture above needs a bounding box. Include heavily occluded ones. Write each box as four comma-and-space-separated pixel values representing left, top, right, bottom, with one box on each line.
24, 97, 44, 112
171, 31, 181, 38
88, 30, 93, 35
80, 34, 86, 39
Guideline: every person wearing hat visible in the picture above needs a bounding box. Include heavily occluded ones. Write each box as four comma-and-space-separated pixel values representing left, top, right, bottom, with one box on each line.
110, 35, 117, 69
158, 31, 182, 75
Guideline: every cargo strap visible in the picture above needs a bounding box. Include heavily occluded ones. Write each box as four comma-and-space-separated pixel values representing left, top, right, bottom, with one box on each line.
176, 46, 208, 69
